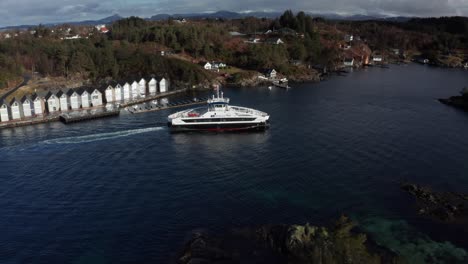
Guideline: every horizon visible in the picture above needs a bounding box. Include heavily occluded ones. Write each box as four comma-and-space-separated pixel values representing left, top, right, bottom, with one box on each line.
0, 0, 467, 28
1, 9, 468, 29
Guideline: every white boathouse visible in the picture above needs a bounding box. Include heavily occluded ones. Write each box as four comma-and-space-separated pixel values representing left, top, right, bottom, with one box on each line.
159, 78, 169, 93
138, 78, 147, 98
46, 92, 61, 113
33, 94, 46, 116
21, 96, 34, 117
123, 82, 131, 101
0, 102, 10, 122
131, 81, 139, 99
10, 98, 24, 120
105, 85, 115, 103
148, 78, 157, 95
81, 89, 92, 108
91, 89, 103, 107
114, 84, 123, 102
70, 90, 82, 110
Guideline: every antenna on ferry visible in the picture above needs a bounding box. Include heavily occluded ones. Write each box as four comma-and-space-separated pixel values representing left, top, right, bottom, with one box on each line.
216, 85, 220, 99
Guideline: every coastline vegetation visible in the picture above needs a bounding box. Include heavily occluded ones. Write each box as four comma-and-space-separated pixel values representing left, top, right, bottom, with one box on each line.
0, 11, 467, 91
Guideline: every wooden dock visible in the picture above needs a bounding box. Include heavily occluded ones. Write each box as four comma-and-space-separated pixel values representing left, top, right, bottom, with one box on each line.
127, 97, 210, 114
59, 108, 120, 124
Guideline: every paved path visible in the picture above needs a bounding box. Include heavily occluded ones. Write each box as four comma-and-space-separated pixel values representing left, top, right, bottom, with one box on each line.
0, 75, 31, 102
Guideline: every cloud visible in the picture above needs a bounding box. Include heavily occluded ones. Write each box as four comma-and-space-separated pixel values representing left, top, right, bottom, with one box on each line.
0, 0, 467, 27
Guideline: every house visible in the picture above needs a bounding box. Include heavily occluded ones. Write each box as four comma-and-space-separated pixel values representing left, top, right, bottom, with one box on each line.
46, 92, 61, 113
80, 89, 92, 108
70, 90, 82, 110
21, 96, 34, 118
212, 62, 227, 69
32, 93, 46, 116
0, 101, 10, 122
265, 69, 277, 79
392, 49, 400, 55
59, 90, 73, 111
373, 55, 383, 63
290, 60, 303, 66
266, 38, 284, 45
105, 85, 115, 103
149, 78, 157, 94
246, 37, 261, 43
91, 89, 103, 107
344, 34, 354, 42
123, 82, 132, 100
138, 78, 147, 98
229, 31, 246, 37
344, 58, 354, 67
114, 84, 123, 101
159, 78, 169, 93
131, 81, 139, 99
203, 62, 212, 70
10, 98, 24, 120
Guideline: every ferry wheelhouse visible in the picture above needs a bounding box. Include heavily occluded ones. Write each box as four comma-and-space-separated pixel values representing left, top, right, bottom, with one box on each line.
167, 88, 269, 132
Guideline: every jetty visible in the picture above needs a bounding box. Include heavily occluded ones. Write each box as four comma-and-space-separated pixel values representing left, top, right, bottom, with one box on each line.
127, 96, 210, 114
59, 108, 120, 124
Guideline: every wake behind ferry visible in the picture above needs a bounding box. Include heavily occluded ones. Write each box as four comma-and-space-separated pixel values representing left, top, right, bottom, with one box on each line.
167, 87, 270, 132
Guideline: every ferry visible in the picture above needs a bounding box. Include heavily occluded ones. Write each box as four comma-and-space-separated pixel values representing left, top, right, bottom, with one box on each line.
167, 87, 269, 132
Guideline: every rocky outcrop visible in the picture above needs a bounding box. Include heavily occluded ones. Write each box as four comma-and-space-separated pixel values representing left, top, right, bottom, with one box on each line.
439, 96, 468, 112
401, 183, 468, 222
177, 216, 403, 264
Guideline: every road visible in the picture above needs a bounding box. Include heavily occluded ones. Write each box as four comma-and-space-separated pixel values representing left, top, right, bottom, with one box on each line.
0, 74, 31, 102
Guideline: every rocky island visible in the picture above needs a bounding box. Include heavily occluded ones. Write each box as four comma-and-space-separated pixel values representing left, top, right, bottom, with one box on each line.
439, 88, 468, 112
177, 216, 403, 264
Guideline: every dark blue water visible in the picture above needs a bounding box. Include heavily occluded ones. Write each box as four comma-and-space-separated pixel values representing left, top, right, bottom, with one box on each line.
1, 64, 468, 263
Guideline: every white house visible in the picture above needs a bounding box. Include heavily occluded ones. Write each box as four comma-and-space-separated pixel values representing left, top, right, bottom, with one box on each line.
91, 89, 103, 107
344, 58, 354, 67
266, 69, 277, 79
46, 92, 61, 113
373, 55, 383, 63
0, 102, 10, 122
81, 89, 92, 108
138, 78, 147, 98
70, 90, 82, 110
131, 81, 139, 99
114, 84, 123, 101
344, 34, 354, 42
203, 62, 212, 70
21, 96, 34, 118
159, 78, 169, 93
266, 38, 284, 45
33, 94, 46, 116
59, 90, 72, 111
123, 82, 132, 101
10, 98, 24, 120
105, 85, 115, 103
148, 78, 157, 95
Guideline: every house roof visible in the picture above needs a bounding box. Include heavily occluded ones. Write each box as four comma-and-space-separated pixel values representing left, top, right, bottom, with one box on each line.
344, 58, 354, 62
9, 97, 20, 105
20, 95, 33, 103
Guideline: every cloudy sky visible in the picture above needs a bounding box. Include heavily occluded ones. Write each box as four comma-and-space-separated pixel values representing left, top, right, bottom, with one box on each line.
0, 0, 467, 27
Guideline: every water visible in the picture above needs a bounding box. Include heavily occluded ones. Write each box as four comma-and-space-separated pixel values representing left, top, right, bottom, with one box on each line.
1, 64, 468, 263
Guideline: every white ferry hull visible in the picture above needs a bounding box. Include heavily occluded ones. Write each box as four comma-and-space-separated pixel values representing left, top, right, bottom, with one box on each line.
168, 120, 269, 132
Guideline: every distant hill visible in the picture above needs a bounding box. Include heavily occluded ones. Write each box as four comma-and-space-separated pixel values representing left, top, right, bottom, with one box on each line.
0, 14, 123, 31
0, 10, 423, 31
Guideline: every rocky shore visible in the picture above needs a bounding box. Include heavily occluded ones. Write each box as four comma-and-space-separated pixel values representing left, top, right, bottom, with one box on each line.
177, 216, 403, 264
401, 183, 468, 222
438, 96, 468, 112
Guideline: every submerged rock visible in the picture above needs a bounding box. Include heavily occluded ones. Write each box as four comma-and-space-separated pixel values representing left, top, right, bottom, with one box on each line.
401, 183, 468, 222
177, 216, 403, 264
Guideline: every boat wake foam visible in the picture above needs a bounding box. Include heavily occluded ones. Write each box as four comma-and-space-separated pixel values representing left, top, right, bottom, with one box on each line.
42, 126, 165, 145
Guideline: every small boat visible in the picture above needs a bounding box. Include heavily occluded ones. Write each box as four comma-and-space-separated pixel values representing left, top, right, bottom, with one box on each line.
268, 86, 273, 90
167, 86, 270, 132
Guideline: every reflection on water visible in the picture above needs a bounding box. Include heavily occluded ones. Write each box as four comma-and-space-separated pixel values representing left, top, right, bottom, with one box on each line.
0, 64, 468, 263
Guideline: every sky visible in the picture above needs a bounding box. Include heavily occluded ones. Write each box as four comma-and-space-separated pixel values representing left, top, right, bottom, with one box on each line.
0, 0, 467, 27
